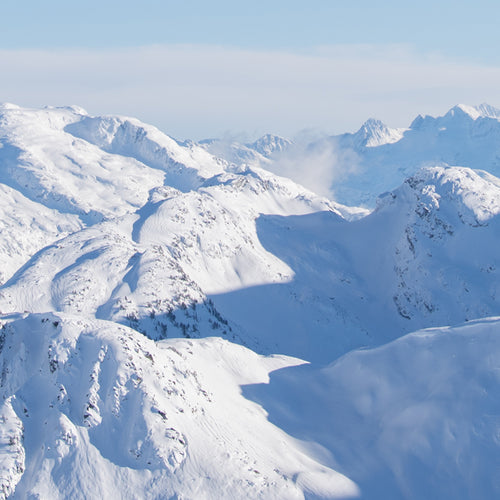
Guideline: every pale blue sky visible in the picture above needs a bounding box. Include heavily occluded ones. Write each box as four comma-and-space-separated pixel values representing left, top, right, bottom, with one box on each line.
2, 0, 499, 61
2, 1, 500, 139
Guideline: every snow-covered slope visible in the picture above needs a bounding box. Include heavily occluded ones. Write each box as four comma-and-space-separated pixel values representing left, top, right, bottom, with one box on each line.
2, 105, 500, 360
3, 312, 500, 498
209, 165, 500, 360
3, 160, 500, 362
0, 104, 162, 221
0, 104, 228, 285
0, 165, 348, 355
65, 115, 226, 192
0, 313, 357, 499
0, 184, 81, 285
0, 104, 355, 357
245, 316, 500, 499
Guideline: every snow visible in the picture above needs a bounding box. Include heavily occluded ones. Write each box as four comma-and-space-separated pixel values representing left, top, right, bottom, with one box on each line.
347, 118, 405, 148
66, 115, 226, 191
0, 313, 358, 499
0, 105, 164, 222
2, 103, 500, 498
198, 133, 292, 168
247, 134, 293, 157
238, 103, 500, 207
0, 183, 81, 286
245, 317, 500, 499
448, 103, 500, 121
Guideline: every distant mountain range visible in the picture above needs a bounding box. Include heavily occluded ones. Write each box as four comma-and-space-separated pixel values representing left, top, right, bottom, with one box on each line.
206, 102, 500, 207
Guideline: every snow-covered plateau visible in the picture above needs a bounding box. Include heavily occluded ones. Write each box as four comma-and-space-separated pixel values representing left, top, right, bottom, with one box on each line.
1, 103, 500, 499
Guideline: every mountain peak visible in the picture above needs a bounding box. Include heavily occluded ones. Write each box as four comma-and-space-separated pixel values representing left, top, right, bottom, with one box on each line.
395, 165, 500, 225
446, 103, 500, 121
247, 134, 292, 157
359, 118, 387, 133
0, 102, 22, 111
354, 118, 404, 147
410, 103, 500, 131
474, 102, 500, 119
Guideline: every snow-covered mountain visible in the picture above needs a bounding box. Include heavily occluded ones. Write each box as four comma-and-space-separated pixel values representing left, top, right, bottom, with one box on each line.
198, 133, 292, 169
254, 103, 500, 207
0, 312, 358, 499
327, 102, 500, 205
247, 134, 292, 157
338, 118, 405, 149
2, 103, 500, 498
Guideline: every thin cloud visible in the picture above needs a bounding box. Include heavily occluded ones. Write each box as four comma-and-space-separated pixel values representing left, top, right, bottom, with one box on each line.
2, 44, 500, 139
267, 135, 361, 198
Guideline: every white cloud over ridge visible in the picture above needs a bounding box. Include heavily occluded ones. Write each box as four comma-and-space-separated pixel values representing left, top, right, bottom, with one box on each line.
266, 136, 361, 199
2, 44, 500, 140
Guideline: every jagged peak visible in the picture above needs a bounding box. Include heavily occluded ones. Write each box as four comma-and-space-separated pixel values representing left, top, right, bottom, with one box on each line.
357, 118, 388, 134
452, 103, 500, 120
354, 118, 405, 147
473, 102, 500, 119
409, 103, 500, 131
445, 103, 500, 121
445, 104, 481, 121
386, 166, 500, 224
247, 133, 292, 157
